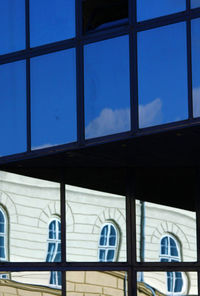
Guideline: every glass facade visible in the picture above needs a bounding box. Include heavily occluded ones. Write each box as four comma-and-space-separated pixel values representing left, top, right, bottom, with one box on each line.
0, 0, 200, 157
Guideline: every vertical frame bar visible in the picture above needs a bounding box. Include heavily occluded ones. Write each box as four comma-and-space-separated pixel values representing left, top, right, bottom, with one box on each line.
61, 181, 66, 296
186, 0, 193, 119
25, 0, 31, 152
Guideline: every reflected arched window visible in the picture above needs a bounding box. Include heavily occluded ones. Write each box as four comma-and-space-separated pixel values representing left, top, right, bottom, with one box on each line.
98, 222, 119, 262
0, 207, 7, 262
160, 235, 184, 295
46, 219, 61, 288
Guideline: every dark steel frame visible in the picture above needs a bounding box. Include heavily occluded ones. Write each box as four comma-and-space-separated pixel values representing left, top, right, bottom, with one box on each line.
0, 1, 200, 295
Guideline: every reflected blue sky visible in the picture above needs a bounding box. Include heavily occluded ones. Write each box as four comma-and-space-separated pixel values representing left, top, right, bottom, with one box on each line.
31, 49, 76, 149
84, 35, 130, 139
0, 61, 26, 156
30, 0, 75, 47
191, 18, 200, 117
137, 0, 185, 21
0, 0, 25, 54
191, 0, 200, 8
138, 22, 188, 128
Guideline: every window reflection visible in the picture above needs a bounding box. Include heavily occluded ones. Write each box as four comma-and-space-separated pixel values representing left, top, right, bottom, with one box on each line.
137, 272, 197, 296
136, 200, 197, 262
138, 22, 188, 128
191, 18, 200, 117
0, 0, 25, 54
137, 0, 185, 21
31, 49, 77, 149
191, 0, 200, 8
30, 0, 75, 47
0, 61, 26, 156
82, 0, 128, 33
84, 35, 130, 139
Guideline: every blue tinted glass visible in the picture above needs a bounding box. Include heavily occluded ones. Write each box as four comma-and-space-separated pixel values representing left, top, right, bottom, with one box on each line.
31, 49, 76, 149
107, 250, 114, 261
0, 237, 5, 259
0, 61, 26, 157
57, 271, 62, 286
46, 243, 55, 262
30, 0, 75, 47
161, 237, 168, 255
191, 0, 200, 8
191, 18, 200, 117
138, 22, 188, 128
174, 272, 183, 292
137, 0, 185, 21
54, 243, 61, 262
100, 225, 108, 246
50, 271, 57, 285
0, 211, 4, 223
109, 226, 116, 246
84, 35, 130, 139
170, 238, 178, 256
99, 249, 105, 261
49, 221, 56, 239
0, 0, 25, 54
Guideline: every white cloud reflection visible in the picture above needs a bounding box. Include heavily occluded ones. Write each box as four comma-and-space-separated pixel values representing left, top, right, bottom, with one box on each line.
193, 87, 200, 118
85, 108, 130, 138
85, 98, 163, 138
139, 98, 162, 128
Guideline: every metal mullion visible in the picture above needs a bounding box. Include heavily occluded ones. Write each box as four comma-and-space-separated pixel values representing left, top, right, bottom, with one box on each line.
61, 181, 66, 296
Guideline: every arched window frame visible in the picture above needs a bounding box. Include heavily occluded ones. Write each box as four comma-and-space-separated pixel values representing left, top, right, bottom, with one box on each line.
160, 234, 187, 295
98, 221, 119, 262
46, 217, 61, 289
0, 206, 9, 279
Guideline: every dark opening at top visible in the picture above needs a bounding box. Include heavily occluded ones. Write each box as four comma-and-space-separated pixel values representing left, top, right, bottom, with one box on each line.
82, 0, 128, 34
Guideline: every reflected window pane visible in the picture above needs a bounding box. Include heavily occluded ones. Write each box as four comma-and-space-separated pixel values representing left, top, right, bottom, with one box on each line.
191, 18, 200, 117
137, 0, 185, 21
137, 272, 197, 296
0, 0, 25, 54
136, 200, 197, 262
30, 0, 75, 47
191, 0, 200, 8
31, 49, 77, 150
10, 271, 62, 291
138, 22, 188, 128
66, 271, 128, 295
83, 0, 128, 33
0, 171, 60, 262
84, 35, 130, 139
66, 185, 126, 262
0, 61, 26, 157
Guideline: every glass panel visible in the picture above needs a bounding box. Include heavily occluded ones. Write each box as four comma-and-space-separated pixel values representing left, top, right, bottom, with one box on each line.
84, 35, 130, 139
66, 271, 128, 296
0, 61, 26, 157
137, 0, 185, 21
83, 0, 128, 33
138, 22, 188, 128
0, 0, 25, 54
137, 272, 197, 295
191, 18, 200, 117
66, 185, 126, 262
7, 271, 62, 292
30, 0, 75, 47
191, 0, 200, 8
0, 171, 60, 262
136, 200, 197, 262
31, 49, 76, 149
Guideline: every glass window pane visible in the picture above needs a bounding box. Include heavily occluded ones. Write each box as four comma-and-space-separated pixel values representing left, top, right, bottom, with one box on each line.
66, 185, 126, 262
84, 35, 130, 139
66, 271, 128, 296
191, 0, 200, 8
0, 0, 25, 54
0, 61, 26, 157
136, 200, 197, 262
30, 0, 75, 47
137, 0, 185, 21
9, 271, 62, 291
31, 49, 77, 150
83, 0, 128, 34
138, 22, 188, 128
137, 272, 197, 296
191, 18, 200, 117
0, 171, 60, 262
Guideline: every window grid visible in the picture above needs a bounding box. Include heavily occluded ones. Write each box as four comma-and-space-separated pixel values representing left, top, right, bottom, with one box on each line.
98, 223, 118, 262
